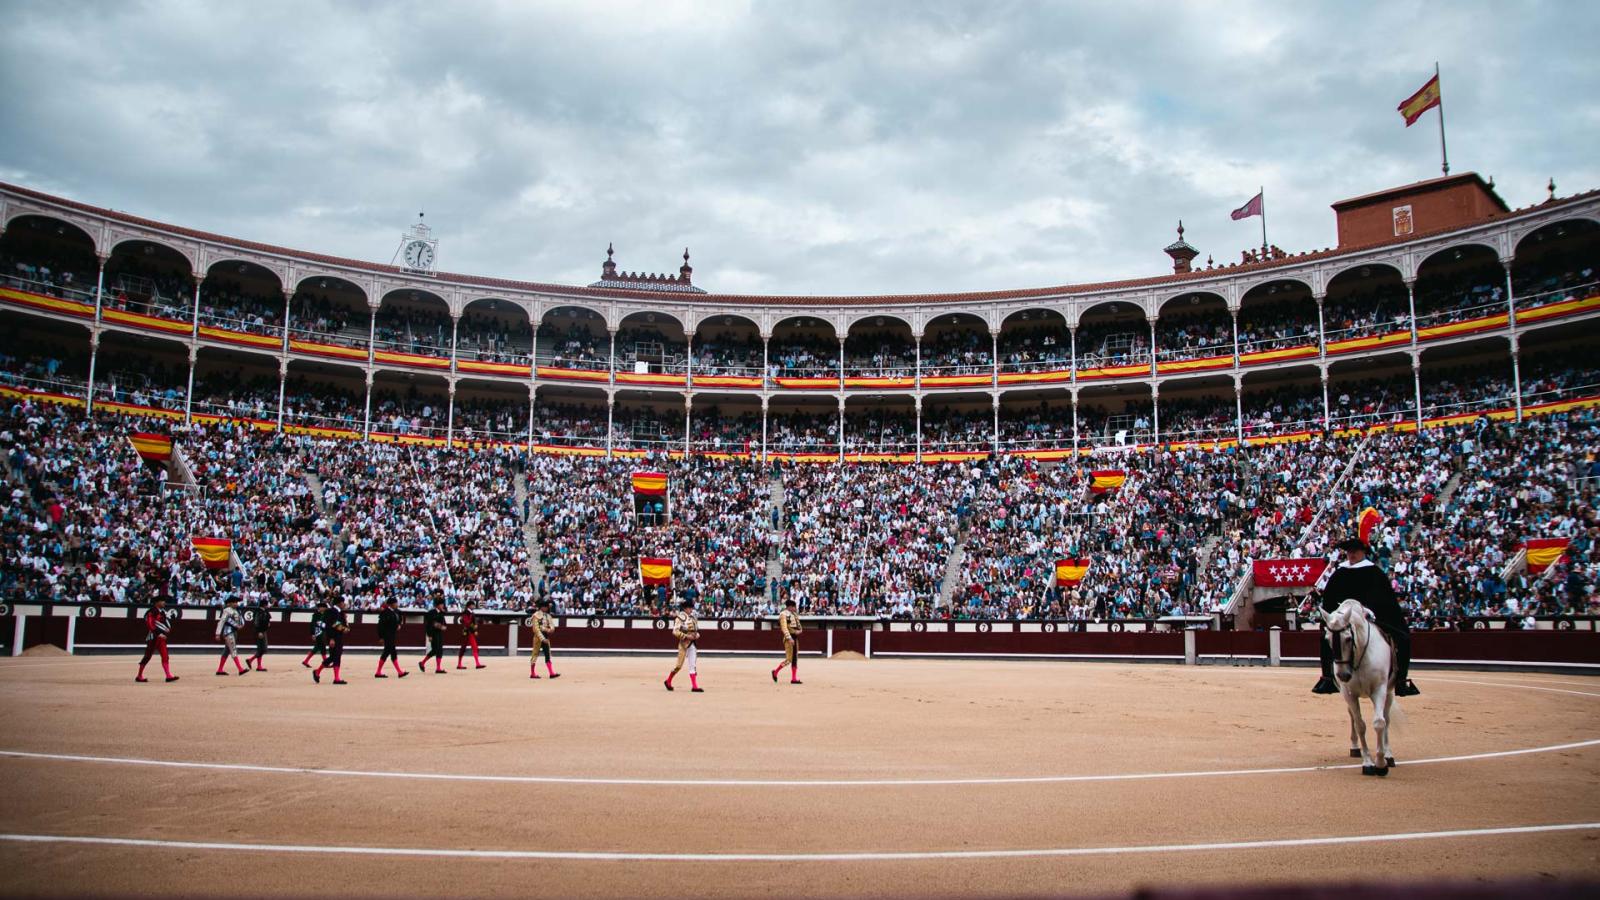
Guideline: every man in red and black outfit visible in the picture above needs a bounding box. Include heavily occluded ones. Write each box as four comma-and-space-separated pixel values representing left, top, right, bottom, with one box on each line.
246, 596, 272, 671
136, 596, 178, 683
456, 599, 485, 669
312, 597, 350, 685
418, 595, 448, 674
375, 596, 408, 679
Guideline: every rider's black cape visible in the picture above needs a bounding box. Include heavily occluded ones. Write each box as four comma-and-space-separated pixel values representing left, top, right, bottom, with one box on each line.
1319, 560, 1405, 630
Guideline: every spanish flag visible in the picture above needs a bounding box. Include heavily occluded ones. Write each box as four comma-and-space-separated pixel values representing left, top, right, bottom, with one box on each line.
1089, 470, 1126, 494
1357, 507, 1382, 544
631, 471, 668, 496
1524, 538, 1571, 575
1397, 73, 1441, 126
191, 537, 233, 571
640, 556, 673, 586
1055, 557, 1091, 587
129, 432, 173, 462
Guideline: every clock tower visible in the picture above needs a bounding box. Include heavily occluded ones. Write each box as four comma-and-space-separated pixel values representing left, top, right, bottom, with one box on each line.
395, 212, 439, 275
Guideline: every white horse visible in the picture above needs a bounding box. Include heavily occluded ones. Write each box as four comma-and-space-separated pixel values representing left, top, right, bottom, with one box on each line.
1322, 599, 1398, 776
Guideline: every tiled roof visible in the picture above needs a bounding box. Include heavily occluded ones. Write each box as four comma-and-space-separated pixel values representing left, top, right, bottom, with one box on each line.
3, 180, 1595, 308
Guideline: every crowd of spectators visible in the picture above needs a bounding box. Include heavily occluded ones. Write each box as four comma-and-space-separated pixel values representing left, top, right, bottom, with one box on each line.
197, 278, 283, 337
535, 323, 608, 370
457, 311, 533, 365
530, 457, 773, 615
776, 463, 967, 616
955, 453, 1234, 619
373, 305, 451, 356
997, 322, 1070, 372
921, 328, 993, 374
1075, 322, 1151, 368
691, 330, 763, 375
287, 291, 366, 347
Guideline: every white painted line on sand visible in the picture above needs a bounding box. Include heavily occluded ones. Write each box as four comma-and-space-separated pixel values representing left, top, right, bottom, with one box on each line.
2, 822, 1596, 862
1, 738, 1596, 788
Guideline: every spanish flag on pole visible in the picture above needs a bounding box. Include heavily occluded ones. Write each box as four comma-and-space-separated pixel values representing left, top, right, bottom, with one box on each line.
1524, 538, 1571, 575
1397, 73, 1442, 126
640, 557, 673, 586
1089, 470, 1126, 494
631, 471, 668, 496
191, 536, 233, 571
1055, 557, 1091, 587
1357, 507, 1382, 544
129, 432, 173, 462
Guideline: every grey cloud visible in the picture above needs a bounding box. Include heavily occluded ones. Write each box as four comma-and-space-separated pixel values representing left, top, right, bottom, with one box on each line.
0, 0, 1594, 296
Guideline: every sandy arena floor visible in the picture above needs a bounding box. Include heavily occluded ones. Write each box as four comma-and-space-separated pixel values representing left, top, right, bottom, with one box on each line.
0, 652, 1597, 898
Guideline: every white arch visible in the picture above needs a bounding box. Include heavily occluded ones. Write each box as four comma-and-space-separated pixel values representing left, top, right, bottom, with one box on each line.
291, 273, 370, 306
690, 311, 761, 336
1156, 289, 1229, 317
1510, 215, 1600, 260
106, 234, 198, 277
1415, 240, 1503, 275
202, 257, 287, 291
617, 307, 688, 335
1237, 276, 1315, 304
460, 296, 532, 325
1324, 259, 1408, 288
770, 313, 842, 340
1, 211, 99, 255
377, 287, 449, 312
1073, 297, 1151, 327
843, 311, 917, 334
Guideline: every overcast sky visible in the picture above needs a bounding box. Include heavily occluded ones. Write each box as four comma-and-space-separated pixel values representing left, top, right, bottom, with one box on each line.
1, 0, 1595, 297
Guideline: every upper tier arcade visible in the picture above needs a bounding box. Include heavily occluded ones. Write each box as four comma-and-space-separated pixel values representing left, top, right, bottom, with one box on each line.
1, 177, 1597, 459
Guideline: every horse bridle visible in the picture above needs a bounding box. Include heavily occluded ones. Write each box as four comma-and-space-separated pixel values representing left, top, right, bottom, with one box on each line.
1325, 609, 1371, 675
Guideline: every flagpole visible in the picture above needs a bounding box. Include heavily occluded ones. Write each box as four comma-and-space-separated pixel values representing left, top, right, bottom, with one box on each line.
1259, 185, 1267, 255
1435, 62, 1449, 176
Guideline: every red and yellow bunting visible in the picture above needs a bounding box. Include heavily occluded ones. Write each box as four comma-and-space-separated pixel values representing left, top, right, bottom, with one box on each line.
632, 471, 669, 496
639, 557, 673, 586
129, 432, 173, 462
191, 536, 233, 570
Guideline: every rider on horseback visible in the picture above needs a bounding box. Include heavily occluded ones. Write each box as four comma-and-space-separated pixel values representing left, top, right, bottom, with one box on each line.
1311, 537, 1422, 697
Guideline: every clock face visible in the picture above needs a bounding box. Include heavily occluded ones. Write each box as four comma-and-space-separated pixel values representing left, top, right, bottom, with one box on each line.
404, 240, 435, 269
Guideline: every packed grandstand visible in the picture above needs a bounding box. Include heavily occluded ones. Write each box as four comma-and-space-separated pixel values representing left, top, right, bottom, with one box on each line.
0, 178, 1596, 624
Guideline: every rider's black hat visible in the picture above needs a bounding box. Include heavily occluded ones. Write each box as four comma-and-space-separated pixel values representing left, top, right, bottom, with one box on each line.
1335, 538, 1369, 553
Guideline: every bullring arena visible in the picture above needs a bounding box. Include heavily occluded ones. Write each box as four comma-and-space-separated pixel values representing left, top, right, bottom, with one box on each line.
1, 651, 1599, 898
4, 16, 1600, 894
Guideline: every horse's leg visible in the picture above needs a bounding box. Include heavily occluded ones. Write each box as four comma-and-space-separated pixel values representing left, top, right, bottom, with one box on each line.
1345, 691, 1371, 769
1381, 679, 1397, 767
1348, 704, 1361, 758
1369, 684, 1389, 774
